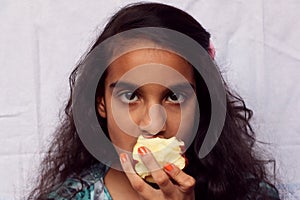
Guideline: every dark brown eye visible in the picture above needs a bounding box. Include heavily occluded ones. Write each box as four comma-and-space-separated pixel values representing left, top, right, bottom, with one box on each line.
167, 92, 186, 103
125, 92, 136, 100
119, 91, 138, 103
170, 93, 179, 101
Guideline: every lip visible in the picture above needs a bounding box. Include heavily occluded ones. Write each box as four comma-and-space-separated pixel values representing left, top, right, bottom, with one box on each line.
141, 134, 164, 139
142, 134, 155, 138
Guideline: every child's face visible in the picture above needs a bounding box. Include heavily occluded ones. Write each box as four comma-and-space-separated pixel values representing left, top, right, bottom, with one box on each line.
97, 49, 197, 153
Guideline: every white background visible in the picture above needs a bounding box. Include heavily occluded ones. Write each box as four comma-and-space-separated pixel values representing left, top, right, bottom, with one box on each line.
0, 0, 299, 199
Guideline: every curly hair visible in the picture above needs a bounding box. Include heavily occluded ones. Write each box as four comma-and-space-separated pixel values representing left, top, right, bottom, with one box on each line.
27, 2, 279, 199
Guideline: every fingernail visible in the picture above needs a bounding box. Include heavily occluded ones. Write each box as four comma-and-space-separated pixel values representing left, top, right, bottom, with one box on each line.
164, 163, 173, 172
137, 146, 147, 156
120, 153, 127, 163
180, 145, 186, 153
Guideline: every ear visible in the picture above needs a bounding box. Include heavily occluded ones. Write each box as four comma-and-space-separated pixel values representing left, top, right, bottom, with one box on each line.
208, 39, 216, 60
96, 97, 107, 118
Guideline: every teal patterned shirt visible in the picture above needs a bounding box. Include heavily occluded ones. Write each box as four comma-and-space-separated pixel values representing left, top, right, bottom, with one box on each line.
46, 162, 280, 200
47, 163, 112, 200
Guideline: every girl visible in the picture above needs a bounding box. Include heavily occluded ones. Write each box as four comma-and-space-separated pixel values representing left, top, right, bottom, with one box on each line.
28, 2, 280, 200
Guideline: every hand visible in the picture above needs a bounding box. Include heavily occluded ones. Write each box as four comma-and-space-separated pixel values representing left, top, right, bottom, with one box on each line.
119, 146, 195, 200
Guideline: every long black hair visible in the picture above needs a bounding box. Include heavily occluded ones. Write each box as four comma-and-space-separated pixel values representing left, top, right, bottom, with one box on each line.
28, 2, 279, 199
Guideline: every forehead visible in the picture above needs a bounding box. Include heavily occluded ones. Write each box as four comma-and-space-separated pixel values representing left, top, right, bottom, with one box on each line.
106, 49, 194, 83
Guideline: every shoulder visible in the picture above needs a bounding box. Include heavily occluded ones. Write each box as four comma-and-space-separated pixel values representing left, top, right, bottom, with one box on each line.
46, 163, 111, 200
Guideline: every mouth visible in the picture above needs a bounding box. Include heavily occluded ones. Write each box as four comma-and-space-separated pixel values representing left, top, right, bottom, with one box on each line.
141, 134, 164, 139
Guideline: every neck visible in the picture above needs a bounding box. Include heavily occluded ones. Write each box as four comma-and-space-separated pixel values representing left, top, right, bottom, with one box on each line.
104, 167, 140, 199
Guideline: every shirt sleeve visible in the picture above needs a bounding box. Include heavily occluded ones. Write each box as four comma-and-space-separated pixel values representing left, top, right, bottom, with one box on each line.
245, 180, 280, 200
46, 163, 112, 200
46, 177, 85, 200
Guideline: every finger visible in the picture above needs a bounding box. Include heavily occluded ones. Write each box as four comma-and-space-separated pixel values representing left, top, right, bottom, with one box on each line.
163, 163, 196, 193
119, 153, 155, 198
138, 146, 175, 196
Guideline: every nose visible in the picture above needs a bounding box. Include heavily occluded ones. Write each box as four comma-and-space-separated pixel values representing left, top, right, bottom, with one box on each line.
139, 104, 167, 137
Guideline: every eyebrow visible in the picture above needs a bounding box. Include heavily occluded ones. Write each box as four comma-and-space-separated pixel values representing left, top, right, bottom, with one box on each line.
109, 81, 138, 90
109, 81, 196, 91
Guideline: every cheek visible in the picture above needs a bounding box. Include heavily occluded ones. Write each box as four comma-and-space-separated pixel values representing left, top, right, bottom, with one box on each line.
165, 109, 181, 137
106, 110, 138, 152
175, 99, 198, 142
109, 97, 141, 138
